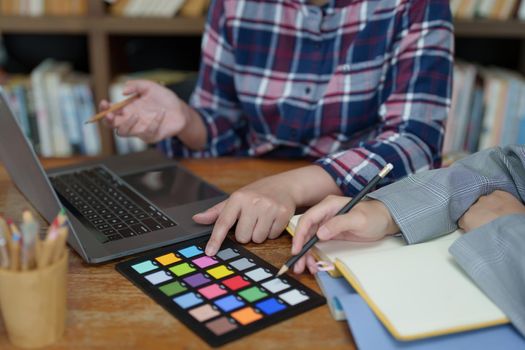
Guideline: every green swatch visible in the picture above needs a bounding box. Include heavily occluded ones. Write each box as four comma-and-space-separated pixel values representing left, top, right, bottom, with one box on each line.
238, 286, 268, 302
169, 263, 196, 277
159, 281, 187, 297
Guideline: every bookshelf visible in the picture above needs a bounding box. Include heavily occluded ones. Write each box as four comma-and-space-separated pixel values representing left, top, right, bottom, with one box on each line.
0, 1, 206, 156
1, 2, 525, 155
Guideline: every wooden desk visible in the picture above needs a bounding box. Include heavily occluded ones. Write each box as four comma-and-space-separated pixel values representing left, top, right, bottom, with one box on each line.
0, 157, 355, 349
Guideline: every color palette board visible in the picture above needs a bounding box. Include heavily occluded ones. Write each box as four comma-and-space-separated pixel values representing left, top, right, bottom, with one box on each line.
116, 237, 325, 347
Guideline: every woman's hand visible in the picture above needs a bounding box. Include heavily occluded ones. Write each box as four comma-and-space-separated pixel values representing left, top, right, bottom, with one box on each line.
459, 190, 525, 232
196, 165, 342, 256
291, 195, 400, 274
99, 79, 206, 149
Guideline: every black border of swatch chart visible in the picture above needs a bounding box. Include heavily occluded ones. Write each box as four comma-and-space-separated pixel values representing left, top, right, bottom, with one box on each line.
115, 237, 325, 347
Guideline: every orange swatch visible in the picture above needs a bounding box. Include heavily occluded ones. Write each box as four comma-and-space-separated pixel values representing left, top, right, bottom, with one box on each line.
231, 307, 262, 325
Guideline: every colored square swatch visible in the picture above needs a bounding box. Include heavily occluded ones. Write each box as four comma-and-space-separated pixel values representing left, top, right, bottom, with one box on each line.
214, 295, 245, 312
193, 256, 219, 268
173, 292, 203, 309
238, 286, 268, 302
229, 257, 255, 271
144, 270, 172, 285
206, 317, 238, 336
222, 275, 250, 291
132, 260, 157, 274
183, 273, 211, 288
169, 262, 196, 277
178, 245, 203, 258
207, 265, 234, 279
189, 304, 221, 322
256, 298, 286, 315
159, 281, 186, 297
261, 278, 290, 293
216, 248, 239, 261
279, 289, 309, 306
231, 307, 262, 325
156, 253, 181, 266
198, 284, 227, 300
245, 267, 273, 282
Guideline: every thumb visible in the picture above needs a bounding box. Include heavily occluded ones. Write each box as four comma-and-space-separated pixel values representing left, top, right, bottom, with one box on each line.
317, 214, 356, 241
193, 201, 225, 225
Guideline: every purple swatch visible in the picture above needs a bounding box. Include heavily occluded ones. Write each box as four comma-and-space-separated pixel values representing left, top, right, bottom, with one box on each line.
192, 256, 219, 268
183, 273, 211, 288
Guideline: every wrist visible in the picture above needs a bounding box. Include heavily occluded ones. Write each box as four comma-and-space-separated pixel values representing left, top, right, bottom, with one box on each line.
177, 103, 208, 150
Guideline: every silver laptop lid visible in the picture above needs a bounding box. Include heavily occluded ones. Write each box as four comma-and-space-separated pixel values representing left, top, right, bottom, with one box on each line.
0, 92, 63, 222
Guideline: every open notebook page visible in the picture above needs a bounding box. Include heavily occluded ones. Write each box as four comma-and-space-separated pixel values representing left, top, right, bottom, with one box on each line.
335, 231, 508, 340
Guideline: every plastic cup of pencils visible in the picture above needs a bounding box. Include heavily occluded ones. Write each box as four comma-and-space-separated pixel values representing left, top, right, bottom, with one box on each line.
0, 251, 68, 348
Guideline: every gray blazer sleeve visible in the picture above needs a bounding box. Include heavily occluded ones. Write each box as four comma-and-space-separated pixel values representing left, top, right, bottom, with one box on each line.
368, 145, 525, 244
368, 145, 525, 337
449, 214, 525, 337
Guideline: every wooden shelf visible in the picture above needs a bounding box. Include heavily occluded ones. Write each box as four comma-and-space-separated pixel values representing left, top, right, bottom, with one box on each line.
0, 15, 90, 33
454, 19, 525, 38
100, 16, 205, 35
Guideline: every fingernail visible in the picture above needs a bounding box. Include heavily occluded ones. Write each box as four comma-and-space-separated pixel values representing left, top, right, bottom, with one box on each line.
317, 226, 330, 240
205, 245, 216, 256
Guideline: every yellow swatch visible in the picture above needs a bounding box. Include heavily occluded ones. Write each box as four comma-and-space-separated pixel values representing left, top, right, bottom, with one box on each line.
207, 265, 234, 279
156, 253, 181, 266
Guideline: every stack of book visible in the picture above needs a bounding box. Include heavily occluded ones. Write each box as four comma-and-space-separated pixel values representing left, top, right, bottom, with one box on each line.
444, 62, 525, 156
451, 0, 525, 20
0, 59, 101, 157
108, 0, 210, 18
0, 0, 88, 16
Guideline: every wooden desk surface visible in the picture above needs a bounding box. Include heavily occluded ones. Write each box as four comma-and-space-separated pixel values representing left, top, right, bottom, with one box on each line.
0, 157, 355, 350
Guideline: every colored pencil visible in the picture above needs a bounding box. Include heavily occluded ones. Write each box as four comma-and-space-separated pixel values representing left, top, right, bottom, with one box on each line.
277, 163, 394, 276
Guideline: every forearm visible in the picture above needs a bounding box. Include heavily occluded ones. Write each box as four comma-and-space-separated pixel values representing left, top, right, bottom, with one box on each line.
271, 165, 342, 207
450, 214, 525, 337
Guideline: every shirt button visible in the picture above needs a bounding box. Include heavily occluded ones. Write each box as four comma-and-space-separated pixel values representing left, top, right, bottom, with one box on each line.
305, 86, 312, 94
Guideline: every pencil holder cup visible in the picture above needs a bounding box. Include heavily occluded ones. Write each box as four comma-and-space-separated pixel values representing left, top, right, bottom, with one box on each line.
0, 251, 68, 348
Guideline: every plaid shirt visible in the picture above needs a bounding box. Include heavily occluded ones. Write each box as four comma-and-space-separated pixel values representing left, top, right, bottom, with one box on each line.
161, 0, 453, 195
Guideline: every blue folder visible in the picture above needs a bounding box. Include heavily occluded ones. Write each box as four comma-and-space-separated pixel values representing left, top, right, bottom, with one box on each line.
315, 272, 525, 349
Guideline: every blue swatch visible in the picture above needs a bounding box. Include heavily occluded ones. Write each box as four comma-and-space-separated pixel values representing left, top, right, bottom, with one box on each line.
256, 297, 286, 315
173, 292, 203, 309
131, 260, 157, 274
214, 295, 245, 312
178, 245, 203, 258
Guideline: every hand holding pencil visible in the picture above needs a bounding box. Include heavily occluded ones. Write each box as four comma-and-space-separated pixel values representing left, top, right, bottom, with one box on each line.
281, 164, 396, 275
96, 79, 195, 144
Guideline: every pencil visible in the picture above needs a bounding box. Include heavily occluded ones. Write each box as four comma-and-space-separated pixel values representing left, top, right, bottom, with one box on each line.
277, 163, 394, 276
84, 94, 139, 124
8, 219, 21, 271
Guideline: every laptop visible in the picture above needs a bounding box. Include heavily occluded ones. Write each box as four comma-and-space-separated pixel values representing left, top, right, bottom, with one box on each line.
0, 93, 227, 264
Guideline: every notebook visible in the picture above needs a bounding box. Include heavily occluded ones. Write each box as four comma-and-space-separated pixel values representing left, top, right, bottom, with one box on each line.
314, 271, 524, 349
287, 215, 509, 341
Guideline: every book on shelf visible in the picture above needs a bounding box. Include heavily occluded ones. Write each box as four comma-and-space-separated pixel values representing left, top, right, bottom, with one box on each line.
108, 0, 210, 18
109, 69, 195, 155
0, 0, 88, 16
444, 62, 525, 157
451, 0, 525, 20
286, 216, 508, 341
1, 59, 101, 157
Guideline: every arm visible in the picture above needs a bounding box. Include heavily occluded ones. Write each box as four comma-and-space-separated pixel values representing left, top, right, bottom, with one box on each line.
451, 214, 525, 337
160, 0, 245, 158
317, 0, 453, 196
368, 145, 525, 243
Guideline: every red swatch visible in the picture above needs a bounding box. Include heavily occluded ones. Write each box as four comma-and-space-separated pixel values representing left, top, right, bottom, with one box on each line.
222, 275, 250, 291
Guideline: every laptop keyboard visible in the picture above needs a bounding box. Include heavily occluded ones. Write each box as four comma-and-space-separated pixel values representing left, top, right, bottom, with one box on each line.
50, 166, 176, 243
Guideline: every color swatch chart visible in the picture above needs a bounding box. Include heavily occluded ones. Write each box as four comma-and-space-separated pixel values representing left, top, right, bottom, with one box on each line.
116, 237, 325, 347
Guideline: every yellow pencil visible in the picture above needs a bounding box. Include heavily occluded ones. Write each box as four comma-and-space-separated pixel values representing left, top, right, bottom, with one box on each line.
84, 94, 139, 124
